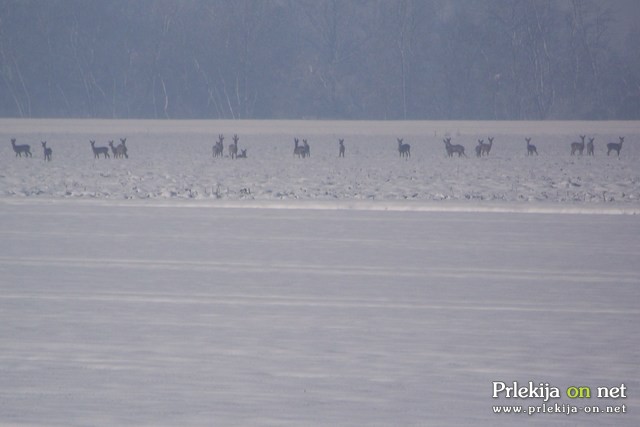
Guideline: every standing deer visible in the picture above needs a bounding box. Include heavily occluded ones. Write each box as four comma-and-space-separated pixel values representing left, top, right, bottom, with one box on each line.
118, 138, 129, 159
213, 134, 224, 158
108, 140, 118, 157
109, 140, 127, 158
475, 140, 483, 157
526, 138, 538, 156
11, 138, 32, 157
302, 139, 311, 157
397, 138, 410, 158
481, 137, 493, 156
229, 134, 239, 159
229, 135, 240, 159
293, 138, 305, 158
91, 140, 110, 158
571, 135, 586, 155
41, 141, 52, 161
606, 137, 624, 157
586, 137, 595, 156
443, 138, 466, 157
338, 139, 345, 157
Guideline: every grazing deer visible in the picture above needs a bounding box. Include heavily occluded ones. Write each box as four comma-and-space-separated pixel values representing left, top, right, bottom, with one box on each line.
294, 138, 306, 158
11, 138, 32, 157
481, 137, 493, 156
571, 135, 586, 155
237, 149, 247, 158
397, 138, 410, 158
300, 139, 310, 157
475, 140, 483, 157
213, 134, 224, 158
526, 138, 538, 156
118, 138, 129, 159
338, 139, 345, 157
90, 140, 110, 158
606, 136, 624, 157
443, 137, 466, 157
586, 137, 595, 156
41, 141, 52, 161
228, 134, 239, 159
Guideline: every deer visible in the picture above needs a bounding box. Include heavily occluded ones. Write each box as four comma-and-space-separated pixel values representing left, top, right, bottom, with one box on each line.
397, 138, 410, 158
481, 137, 493, 156
109, 140, 127, 158
236, 149, 247, 158
11, 138, 32, 157
293, 138, 306, 158
229, 134, 239, 159
443, 137, 466, 157
118, 138, 129, 159
108, 140, 118, 157
302, 139, 311, 157
41, 141, 52, 161
586, 137, 595, 156
90, 140, 110, 158
338, 139, 345, 157
526, 138, 538, 156
607, 136, 624, 157
475, 140, 483, 157
213, 134, 224, 158
570, 135, 586, 155
108, 140, 124, 158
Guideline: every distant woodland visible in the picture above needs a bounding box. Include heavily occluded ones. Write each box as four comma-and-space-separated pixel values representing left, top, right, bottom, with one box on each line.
1, 0, 639, 120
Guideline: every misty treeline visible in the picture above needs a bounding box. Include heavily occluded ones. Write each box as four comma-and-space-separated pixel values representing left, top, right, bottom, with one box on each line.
1, 0, 638, 120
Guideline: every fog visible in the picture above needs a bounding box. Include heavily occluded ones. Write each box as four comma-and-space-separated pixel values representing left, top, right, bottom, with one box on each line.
1, 0, 639, 120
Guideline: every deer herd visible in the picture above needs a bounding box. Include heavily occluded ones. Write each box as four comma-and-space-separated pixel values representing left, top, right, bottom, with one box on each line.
8, 134, 628, 162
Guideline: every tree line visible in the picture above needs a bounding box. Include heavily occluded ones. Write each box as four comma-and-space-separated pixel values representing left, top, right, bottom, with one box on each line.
1, 0, 638, 120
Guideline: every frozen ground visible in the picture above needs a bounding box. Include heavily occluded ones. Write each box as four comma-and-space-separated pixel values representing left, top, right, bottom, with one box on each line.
1, 200, 638, 426
1, 119, 639, 205
1, 120, 639, 425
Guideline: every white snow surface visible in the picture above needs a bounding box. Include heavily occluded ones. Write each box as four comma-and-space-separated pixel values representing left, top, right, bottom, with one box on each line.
1, 119, 639, 207
1, 120, 639, 425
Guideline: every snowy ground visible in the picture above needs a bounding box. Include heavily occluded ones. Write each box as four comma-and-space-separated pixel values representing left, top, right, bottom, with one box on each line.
1, 120, 639, 425
1, 119, 639, 204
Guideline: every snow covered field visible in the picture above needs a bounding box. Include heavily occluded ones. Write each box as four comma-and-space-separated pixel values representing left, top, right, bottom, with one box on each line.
1, 119, 639, 205
1, 119, 639, 425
